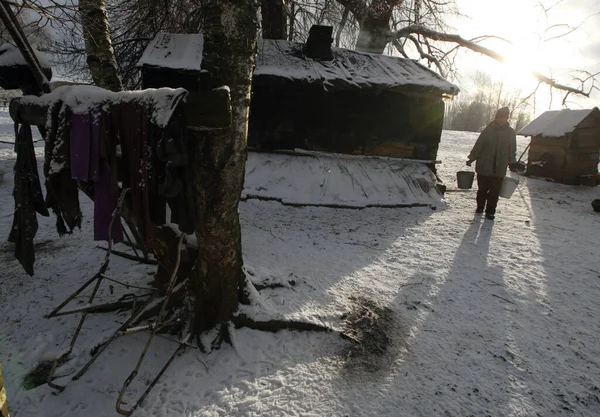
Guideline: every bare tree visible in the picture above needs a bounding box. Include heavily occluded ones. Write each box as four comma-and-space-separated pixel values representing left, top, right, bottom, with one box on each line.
330, 0, 597, 101
188, 0, 259, 340
261, 0, 287, 39
79, 0, 122, 91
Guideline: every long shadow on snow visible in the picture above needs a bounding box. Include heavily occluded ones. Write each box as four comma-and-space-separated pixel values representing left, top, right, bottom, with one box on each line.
327, 216, 516, 416
513, 178, 600, 415
119, 200, 441, 416
239, 199, 439, 324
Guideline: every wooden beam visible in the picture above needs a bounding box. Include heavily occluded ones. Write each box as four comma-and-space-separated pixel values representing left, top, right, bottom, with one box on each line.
9, 88, 231, 130
9, 96, 47, 126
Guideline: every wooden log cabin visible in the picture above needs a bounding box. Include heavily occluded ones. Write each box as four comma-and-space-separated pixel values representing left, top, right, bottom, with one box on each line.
518, 108, 600, 185
138, 27, 459, 165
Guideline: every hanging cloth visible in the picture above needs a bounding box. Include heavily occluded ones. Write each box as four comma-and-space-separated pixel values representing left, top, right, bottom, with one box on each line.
70, 111, 123, 243
8, 123, 49, 276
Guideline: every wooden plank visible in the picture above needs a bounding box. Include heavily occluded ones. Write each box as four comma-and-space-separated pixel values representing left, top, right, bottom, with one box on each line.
370, 142, 415, 158
565, 152, 599, 163
0, 361, 7, 417
571, 128, 600, 148
563, 165, 598, 175
531, 135, 570, 148
9, 97, 47, 126
575, 113, 600, 129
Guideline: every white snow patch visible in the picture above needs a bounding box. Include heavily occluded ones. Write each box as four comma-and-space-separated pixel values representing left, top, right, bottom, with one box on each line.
255, 39, 459, 95
243, 150, 443, 207
137, 33, 204, 71
1, 126, 600, 417
20, 85, 188, 127
137, 34, 458, 95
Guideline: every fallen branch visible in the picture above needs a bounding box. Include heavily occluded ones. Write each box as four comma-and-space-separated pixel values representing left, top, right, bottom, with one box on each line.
491, 293, 515, 305
95, 246, 158, 265
232, 314, 333, 333
47, 296, 152, 316
253, 282, 289, 291
344, 241, 379, 250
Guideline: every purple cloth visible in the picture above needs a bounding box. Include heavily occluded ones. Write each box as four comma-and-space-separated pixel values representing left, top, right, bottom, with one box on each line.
94, 159, 123, 243
90, 110, 100, 181
70, 114, 91, 180
70, 110, 123, 243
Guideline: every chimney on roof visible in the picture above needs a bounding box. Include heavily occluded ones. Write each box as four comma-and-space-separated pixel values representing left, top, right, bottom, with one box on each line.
305, 25, 333, 60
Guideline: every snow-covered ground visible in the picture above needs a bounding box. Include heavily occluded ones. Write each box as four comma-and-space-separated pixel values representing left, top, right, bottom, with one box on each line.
1, 110, 600, 417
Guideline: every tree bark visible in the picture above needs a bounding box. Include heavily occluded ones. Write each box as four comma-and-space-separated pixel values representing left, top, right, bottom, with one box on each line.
354, 0, 398, 54
190, 0, 258, 335
79, 0, 123, 92
261, 0, 287, 39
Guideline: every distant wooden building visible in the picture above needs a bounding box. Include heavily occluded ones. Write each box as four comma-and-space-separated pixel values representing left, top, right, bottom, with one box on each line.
138, 28, 459, 163
518, 108, 600, 185
0, 43, 52, 94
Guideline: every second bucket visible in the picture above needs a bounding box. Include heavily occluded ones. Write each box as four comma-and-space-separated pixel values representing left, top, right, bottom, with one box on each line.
456, 170, 475, 189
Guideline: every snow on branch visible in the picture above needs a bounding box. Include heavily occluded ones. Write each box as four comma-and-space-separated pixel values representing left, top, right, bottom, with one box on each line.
388, 24, 594, 98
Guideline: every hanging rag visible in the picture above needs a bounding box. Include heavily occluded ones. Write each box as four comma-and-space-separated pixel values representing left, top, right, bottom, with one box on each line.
70, 111, 123, 243
8, 123, 49, 275
44, 100, 82, 235
152, 105, 199, 234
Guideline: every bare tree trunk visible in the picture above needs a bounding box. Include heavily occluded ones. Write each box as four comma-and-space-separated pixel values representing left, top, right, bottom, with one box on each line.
190, 0, 258, 335
261, 0, 287, 39
79, 0, 123, 92
354, 0, 398, 54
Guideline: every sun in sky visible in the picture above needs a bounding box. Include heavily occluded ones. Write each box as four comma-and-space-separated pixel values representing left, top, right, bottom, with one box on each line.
453, 0, 600, 111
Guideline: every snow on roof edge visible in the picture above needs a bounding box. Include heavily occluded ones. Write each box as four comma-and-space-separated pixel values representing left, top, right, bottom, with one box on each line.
137, 33, 204, 71
0, 43, 51, 69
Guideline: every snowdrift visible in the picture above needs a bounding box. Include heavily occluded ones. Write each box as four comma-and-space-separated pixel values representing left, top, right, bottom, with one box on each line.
243, 150, 443, 208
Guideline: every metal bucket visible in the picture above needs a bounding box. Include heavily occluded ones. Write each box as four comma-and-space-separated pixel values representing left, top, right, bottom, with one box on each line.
499, 176, 519, 199
456, 171, 475, 189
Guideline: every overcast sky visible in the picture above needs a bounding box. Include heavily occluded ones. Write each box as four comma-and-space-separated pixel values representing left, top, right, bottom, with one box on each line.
450, 0, 600, 114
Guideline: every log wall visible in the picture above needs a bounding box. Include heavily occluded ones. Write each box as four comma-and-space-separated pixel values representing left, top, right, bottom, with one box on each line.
527, 126, 600, 185
248, 86, 445, 161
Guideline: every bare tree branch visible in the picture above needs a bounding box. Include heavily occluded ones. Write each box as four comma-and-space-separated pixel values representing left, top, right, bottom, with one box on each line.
335, 6, 349, 47
389, 24, 507, 63
389, 24, 594, 98
533, 71, 590, 98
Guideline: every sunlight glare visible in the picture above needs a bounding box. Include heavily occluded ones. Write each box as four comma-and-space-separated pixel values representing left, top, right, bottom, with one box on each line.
499, 47, 544, 92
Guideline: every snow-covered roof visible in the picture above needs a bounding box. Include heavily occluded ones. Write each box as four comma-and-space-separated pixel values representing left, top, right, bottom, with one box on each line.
254, 39, 459, 95
518, 108, 599, 138
0, 43, 51, 69
138, 33, 459, 96
137, 33, 204, 71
